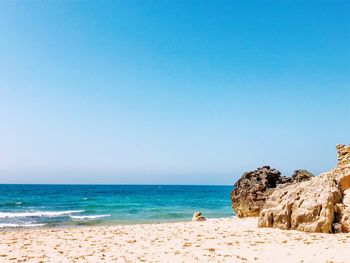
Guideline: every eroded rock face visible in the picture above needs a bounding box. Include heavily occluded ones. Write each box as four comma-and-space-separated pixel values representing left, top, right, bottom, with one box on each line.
334, 189, 350, 232
230, 166, 292, 217
333, 144, 350, 232
258, 172, 341, 233
258, 144, 350, 233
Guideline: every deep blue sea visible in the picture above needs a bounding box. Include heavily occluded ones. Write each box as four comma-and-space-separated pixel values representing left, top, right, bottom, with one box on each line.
0, 185, 234, 228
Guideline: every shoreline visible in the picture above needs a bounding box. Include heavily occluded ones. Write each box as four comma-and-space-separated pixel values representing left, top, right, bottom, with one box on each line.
1, 217, 349, 262
0, 216, 236, 231
1, 217, 236, 233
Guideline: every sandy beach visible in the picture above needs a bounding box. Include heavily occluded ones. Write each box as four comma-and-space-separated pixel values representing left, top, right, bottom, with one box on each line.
1, 217, 349, 263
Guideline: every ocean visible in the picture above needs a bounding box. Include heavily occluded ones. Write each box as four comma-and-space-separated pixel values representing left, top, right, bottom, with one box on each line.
0, 185, 234, 228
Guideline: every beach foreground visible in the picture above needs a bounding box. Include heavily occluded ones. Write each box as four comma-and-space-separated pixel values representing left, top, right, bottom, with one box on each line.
1, 218, 350, 263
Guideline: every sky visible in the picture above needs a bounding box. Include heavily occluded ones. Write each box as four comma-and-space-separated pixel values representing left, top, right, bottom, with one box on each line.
0, 0, 349, 184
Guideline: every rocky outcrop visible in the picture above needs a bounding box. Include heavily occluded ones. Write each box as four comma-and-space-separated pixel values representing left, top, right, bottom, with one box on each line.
258, 144, 350, 233
333, 144, 350, 232
258, 171, 341, 233
291, 169, 314, 182
337, 144, 350, 170
192, 212, 206, 222
230, 166, 293, 217
334, 189, 350, 232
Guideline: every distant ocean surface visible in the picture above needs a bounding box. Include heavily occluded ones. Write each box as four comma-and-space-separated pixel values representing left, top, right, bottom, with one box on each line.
0, 185, 234, 228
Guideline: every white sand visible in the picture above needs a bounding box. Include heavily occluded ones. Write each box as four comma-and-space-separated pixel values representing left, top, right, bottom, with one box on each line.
0, 217, 349, 262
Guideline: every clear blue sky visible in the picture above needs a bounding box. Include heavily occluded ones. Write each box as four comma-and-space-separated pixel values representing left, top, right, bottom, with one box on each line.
0, 0, 349, 184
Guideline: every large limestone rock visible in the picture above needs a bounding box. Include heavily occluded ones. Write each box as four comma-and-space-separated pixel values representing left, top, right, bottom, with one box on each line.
259, 144, 350, 233
230, 166, 314, 218
230, 166, 292, 217
333, 144, 350, 232
258, 172, 341, 233
334, 189, 350, 232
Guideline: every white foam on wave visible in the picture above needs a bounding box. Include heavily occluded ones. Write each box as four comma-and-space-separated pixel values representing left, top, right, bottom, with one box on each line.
0, 210, 84, 219
205, 216, 237, 221
69, 214, 111, 220
0, 223, 46, 228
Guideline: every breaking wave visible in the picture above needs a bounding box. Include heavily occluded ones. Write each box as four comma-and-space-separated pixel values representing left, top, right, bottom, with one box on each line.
0, 210, 84, 219
69, 214, 111, 220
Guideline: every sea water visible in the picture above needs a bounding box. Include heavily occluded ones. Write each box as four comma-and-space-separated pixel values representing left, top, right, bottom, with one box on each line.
0, 185, 234, 228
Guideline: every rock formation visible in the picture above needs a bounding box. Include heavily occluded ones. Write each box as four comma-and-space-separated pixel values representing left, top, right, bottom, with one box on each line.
291, 169, 314, 182
192, 212, 206, 222
333, 144, 350, 232
258, 144, 350, 233
230, 166, 294, 217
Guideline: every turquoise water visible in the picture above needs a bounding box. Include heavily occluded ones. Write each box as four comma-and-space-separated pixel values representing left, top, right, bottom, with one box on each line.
0, 185, 234, 228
